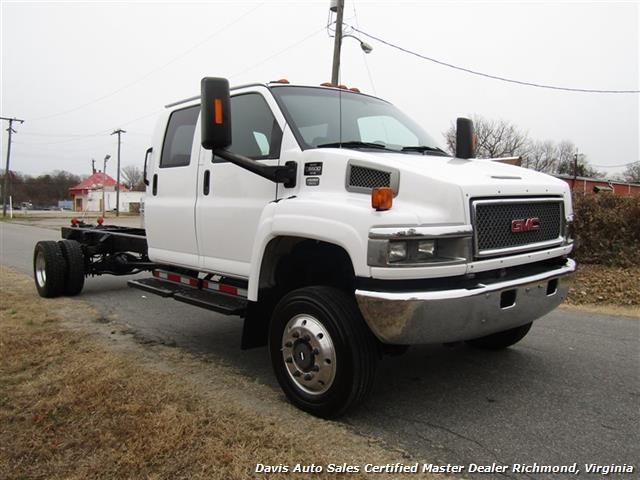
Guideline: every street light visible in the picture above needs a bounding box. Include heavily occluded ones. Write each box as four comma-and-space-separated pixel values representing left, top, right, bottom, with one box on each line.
330, 0, 373, 84
103, 154, 111, 176
342, 34, 373, 54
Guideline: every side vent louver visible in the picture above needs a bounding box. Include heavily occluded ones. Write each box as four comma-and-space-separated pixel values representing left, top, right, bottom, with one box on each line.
349, 165, 391, 188
345, 160, 400, 195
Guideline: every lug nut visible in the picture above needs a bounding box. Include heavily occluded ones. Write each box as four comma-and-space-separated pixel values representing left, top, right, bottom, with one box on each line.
312, 365, 320, 372
312, 348, 319, 355
284, 341, 293, 348
293, 371, 301, 377
302, 335, 311, 342
292, 331, 300, 338
285, 356, 293, 363
303, 373, 314, 381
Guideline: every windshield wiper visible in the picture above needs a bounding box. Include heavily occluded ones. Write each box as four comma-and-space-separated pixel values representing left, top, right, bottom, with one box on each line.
401, 145, 448, 156
316, 141, 396, 151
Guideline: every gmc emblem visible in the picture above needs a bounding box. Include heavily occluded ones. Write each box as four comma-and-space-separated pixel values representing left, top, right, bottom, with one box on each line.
511, 217, 540, 233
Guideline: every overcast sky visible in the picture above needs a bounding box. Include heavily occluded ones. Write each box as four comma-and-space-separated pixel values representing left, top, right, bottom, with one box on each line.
1, 1, 638, 179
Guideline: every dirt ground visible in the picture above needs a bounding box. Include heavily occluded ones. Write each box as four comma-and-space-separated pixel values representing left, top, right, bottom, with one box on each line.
2, 212, 142, 230
0, 267, 435, 480
565, 264, 640, 315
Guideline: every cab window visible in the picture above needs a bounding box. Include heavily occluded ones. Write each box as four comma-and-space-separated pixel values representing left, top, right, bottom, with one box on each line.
161, 105, 200, 168
214, 93, 282, 162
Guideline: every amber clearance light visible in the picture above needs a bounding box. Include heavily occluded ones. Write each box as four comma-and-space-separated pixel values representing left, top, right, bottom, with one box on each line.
371, 187, 393, 211
213, 98, 223, 124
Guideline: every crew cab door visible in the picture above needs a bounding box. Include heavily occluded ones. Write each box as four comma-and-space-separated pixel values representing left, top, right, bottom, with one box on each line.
196, 87, 284, 277
145, 104, 201, 268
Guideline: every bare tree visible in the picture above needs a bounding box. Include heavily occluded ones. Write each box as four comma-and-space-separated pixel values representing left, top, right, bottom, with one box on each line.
444, 117, 606, 176
0, 169, 80, 207
555, 140, 575, 168
556, 152, 601, 178
521, 139, 578, 174
523, 140, 557, 173
444, 115, 529, 159
121, 165, 144, 190
623, 162, 640, 183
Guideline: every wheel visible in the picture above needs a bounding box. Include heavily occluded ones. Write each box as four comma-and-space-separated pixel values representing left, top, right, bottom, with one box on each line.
466, 322, 533, 350
58, 240, 85, 296
33, 241, 66, 298
269, 286, 378, 418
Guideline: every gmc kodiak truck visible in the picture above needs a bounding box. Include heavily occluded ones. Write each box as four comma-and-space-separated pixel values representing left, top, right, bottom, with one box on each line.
33, 78, 575, 418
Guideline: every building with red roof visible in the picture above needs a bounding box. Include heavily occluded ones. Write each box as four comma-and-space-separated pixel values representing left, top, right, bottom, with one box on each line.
69, 172, 132, 212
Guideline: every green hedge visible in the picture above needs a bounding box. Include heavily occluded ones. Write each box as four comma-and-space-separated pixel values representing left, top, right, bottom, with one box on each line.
571, 194, 640, 267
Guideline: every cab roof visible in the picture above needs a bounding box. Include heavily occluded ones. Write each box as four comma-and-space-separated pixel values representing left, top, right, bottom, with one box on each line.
164, 81, 383, 109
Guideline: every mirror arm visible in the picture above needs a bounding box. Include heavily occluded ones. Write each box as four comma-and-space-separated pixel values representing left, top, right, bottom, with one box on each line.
212, 148, 297, 188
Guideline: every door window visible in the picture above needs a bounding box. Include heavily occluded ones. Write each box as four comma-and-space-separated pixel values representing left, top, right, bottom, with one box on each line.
160, 105, 200, 168
215, 93, 282, 161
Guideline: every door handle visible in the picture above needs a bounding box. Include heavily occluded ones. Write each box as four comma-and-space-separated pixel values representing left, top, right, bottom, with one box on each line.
152, 174, 158, 196
143, 147, 152, 186
203, 170, 210, 195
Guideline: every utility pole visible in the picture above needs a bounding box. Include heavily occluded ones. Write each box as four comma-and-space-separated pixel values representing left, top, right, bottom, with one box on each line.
572, 151, 579, 192
111, 129, 126, 216
102, 154, 110, 218
91, 158, 96, 175
331, 0, 345, 85
1, 116, 25, 218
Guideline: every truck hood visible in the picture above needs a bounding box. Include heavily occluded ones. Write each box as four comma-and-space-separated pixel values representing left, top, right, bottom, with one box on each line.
339, 149, 572, 225
360, 151, 569, 197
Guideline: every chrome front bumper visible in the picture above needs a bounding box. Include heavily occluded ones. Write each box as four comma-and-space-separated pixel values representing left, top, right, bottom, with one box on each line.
355, 259, 576, 345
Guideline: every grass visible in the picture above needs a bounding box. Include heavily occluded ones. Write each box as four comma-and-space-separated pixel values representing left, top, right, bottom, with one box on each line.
0, 267, 424, 480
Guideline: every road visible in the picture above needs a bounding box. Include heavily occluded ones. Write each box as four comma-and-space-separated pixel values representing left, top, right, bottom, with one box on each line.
2, 222, 638, 478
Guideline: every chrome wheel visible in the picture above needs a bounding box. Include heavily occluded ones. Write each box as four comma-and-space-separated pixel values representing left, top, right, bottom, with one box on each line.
282, 314, 336, 395
35, 250, 47, 287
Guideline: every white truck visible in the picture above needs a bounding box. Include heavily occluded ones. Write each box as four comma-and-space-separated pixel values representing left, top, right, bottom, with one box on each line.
33, 77, 575, 417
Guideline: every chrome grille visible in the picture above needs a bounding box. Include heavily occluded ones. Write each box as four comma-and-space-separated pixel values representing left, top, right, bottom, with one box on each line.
473, 199, 563, 257
349, 165, 390, 189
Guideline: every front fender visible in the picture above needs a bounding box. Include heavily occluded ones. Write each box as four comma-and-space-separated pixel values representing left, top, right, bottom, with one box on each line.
247, 197, 375, 301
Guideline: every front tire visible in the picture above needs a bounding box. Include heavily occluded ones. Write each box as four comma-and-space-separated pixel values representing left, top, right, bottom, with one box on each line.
33, 241, 66, 298
466, 322, 533, 350
269, 286, 378, 418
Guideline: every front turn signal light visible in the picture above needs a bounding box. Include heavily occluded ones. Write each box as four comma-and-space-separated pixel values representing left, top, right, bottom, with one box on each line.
371, 187, 393, 211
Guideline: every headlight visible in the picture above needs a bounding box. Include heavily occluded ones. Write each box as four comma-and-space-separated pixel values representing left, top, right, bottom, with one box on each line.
388, 241, 408, 262
416, 240, 436, 260
367, 237, 470, 266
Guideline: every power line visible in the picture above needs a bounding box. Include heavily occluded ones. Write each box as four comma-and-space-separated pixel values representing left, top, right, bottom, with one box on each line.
592, 161, 640, 168
351, 0, 376, 95
13, 110, 161, 146
29, 3, 265, 122
229, 26, 326, 80
347, 25, 640, 94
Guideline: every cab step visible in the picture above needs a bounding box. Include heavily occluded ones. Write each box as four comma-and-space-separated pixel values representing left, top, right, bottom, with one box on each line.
128, 276, 247, 316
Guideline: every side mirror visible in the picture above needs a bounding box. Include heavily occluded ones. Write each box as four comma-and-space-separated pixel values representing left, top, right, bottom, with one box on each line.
201, 77, 232, 150
456, 117, 476, 159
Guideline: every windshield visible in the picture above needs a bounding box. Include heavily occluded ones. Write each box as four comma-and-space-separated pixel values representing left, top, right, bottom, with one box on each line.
271, 86, 443, 154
